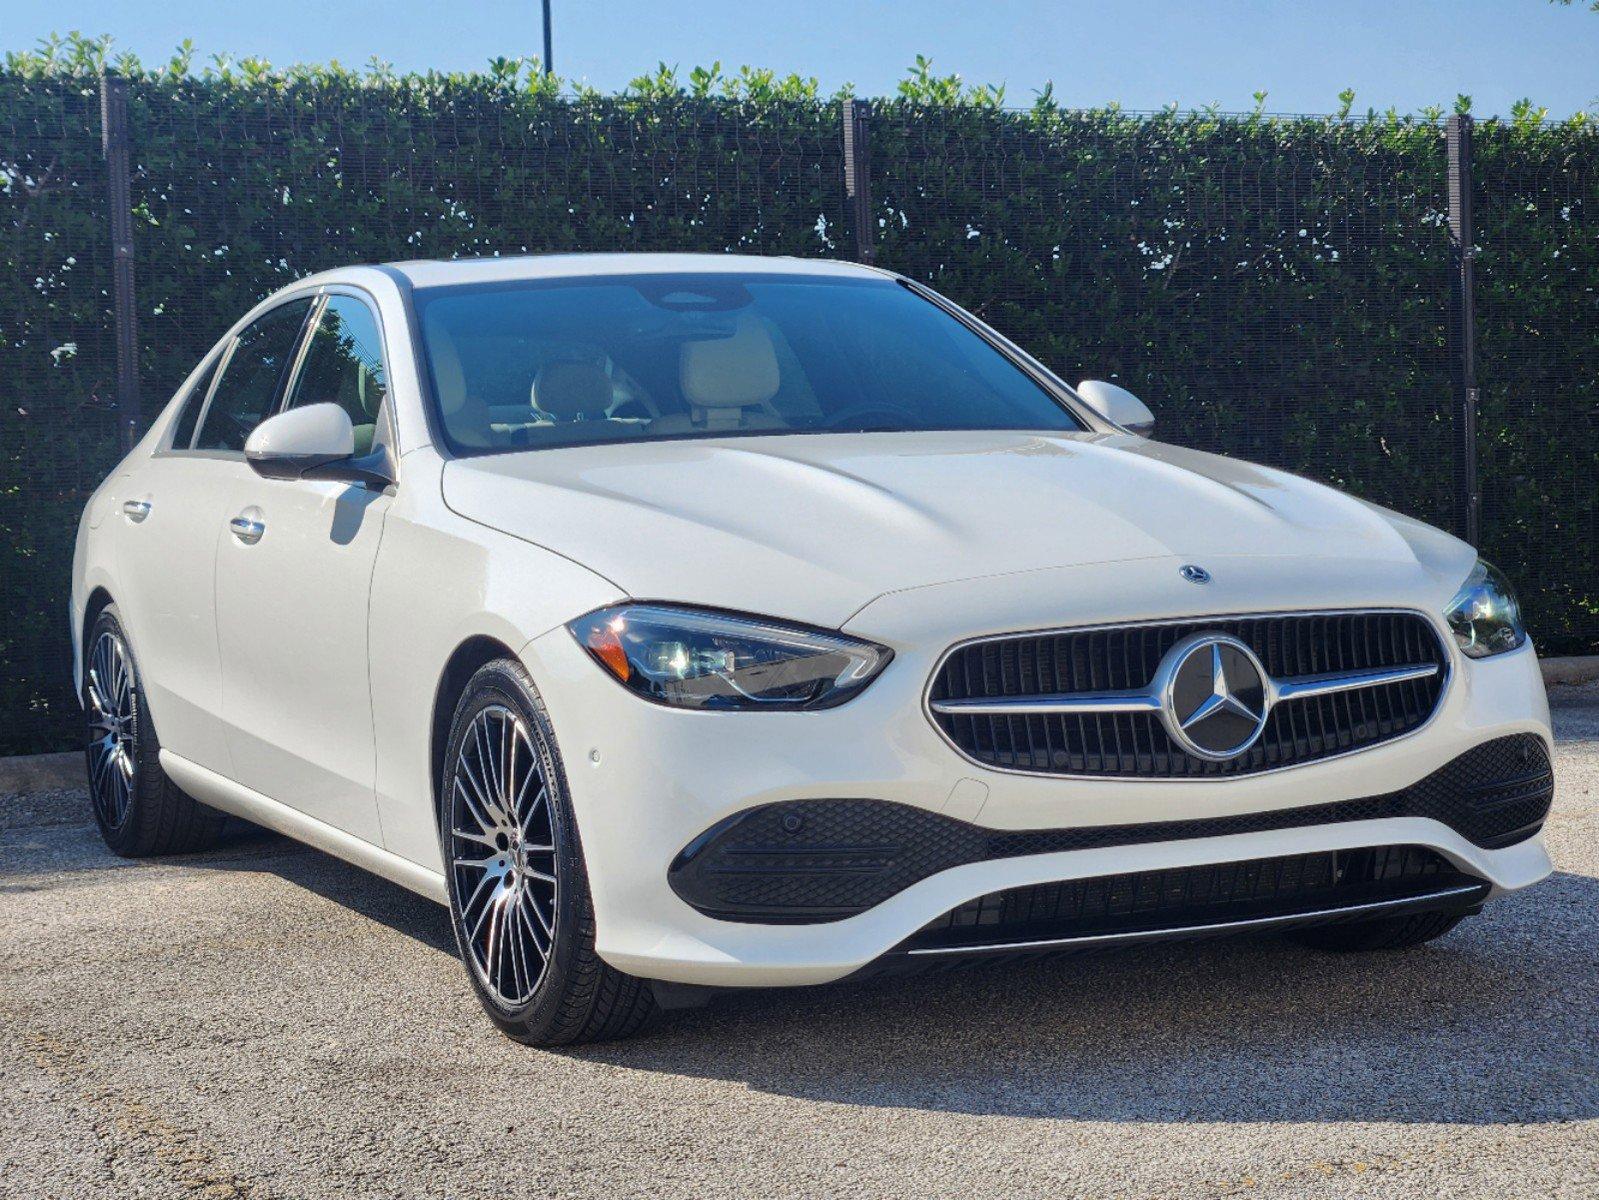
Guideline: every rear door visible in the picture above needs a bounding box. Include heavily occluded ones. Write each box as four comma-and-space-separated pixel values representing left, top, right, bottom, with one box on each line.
213, 291, 394, 841
112, 298, 314, 773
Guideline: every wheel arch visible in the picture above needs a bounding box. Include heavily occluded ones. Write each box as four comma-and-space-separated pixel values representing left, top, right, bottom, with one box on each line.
82, 586, 116, 649
429, 634, 522, 816
76, 585, 117, 700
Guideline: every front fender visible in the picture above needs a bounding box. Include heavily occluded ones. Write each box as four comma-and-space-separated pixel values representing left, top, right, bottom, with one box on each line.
369, 450, 623, 870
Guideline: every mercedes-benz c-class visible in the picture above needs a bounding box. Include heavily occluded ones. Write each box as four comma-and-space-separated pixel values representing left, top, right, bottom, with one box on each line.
72, 253, 1554, 1044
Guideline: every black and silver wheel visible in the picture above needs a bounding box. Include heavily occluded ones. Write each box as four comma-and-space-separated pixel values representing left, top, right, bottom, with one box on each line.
441, 658, 654, 1045
85, 621, 137, 832
83, 604, 224, 857
450, 702, 559, 1007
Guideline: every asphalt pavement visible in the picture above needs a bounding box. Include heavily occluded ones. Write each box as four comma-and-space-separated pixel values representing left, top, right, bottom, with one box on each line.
3, 690, 1597, 1199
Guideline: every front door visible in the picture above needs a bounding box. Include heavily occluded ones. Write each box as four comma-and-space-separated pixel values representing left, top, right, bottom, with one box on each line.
214, 293, 394, 841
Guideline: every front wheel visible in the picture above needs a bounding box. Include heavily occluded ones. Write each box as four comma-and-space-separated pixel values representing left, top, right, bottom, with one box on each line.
441, 659, 655, 1045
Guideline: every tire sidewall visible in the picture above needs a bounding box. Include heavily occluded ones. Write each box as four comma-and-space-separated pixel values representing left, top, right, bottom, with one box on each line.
84, 605, 156, 853
439, 660, 591, 1036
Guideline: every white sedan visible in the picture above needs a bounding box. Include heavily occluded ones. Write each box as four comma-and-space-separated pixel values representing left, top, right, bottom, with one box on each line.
72, 253, 1554, 1044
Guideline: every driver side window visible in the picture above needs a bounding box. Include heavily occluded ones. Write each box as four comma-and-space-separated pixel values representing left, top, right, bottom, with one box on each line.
194, 299, 313, 452
283, 295, 389, 456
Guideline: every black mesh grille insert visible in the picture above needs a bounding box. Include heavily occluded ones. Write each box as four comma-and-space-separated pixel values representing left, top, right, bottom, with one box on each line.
907, 846, 1484, 952
927, 611, 1449, 777
668, 734, 1551, 922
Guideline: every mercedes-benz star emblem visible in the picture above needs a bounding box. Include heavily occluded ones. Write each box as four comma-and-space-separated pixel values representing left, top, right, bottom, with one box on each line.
1157, 632, 1270, 760
1179, 564, 1211, 584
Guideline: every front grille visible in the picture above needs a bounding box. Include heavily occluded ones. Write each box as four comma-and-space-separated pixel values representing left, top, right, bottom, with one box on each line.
667, 734, 1550, 922
906, 846, 1485, 953
928, 610, 1449, 777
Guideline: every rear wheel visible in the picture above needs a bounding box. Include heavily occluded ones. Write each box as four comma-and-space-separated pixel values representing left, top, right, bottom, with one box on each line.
1290, 910, 1469, 952
441, 659, 654, 1045
83, 605, 224, 857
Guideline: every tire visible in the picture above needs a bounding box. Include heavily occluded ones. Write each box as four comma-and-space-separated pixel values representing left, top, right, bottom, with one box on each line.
1289, 910, 1469, 952
440, 658, 655, 1045
83, 604, 225, 857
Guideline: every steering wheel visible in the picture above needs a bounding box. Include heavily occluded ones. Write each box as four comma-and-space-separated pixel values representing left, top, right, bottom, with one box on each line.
822, 403, 920, 432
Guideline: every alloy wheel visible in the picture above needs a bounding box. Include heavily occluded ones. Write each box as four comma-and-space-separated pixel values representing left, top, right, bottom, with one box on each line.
449, 704, 559, 1008
85, 628, 137, 830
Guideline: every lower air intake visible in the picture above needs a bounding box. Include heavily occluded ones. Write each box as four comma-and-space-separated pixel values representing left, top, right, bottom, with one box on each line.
667, 735, 1549, 923
904, 845, 1485, 954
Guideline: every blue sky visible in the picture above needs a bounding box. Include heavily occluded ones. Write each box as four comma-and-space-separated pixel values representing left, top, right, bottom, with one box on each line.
6, 0, 1598, 116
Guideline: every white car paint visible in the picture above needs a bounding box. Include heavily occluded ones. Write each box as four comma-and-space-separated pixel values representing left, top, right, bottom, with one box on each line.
214, 471, 391, 841
111, 453, 248, 777
440, 429, 1472, 629
71, 252, 1553, 989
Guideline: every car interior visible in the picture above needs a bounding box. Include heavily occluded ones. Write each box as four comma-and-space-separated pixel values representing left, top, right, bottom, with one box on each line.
417, 274, 1084, 454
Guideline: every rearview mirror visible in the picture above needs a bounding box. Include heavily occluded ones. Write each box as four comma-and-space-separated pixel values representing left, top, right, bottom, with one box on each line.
1075, 380, 1156, 437
245, 402, 392, 487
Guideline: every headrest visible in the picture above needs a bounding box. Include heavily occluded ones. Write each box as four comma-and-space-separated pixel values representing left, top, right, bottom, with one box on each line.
430, 335, 469, 416
429, 334, 493, 447
680, 318, 780, 410
355, 362, 384, 418
533, 361, 613, 421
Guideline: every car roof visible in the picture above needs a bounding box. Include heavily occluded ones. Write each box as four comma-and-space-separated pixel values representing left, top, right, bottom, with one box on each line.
381, 252, 891, 289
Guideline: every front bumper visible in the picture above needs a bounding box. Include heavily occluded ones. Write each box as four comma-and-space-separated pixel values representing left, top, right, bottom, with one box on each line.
521, 575, 1553, 988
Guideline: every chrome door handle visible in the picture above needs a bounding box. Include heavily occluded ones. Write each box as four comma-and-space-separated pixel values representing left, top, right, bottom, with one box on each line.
229, 516, 265, 544
122, 499, 151, 522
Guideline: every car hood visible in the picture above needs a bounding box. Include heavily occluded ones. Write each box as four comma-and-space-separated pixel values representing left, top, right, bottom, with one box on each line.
441, 430, 1469, 628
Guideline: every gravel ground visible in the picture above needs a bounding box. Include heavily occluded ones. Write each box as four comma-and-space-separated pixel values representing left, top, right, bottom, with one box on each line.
3, 692, 1597, 1200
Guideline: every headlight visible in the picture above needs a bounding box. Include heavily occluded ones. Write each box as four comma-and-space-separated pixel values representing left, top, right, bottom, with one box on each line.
1443, 558, 1526, 659
567, 604, 892, 710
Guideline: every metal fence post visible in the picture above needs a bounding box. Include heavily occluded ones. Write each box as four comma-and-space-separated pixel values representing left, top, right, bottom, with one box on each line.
100, 73, 140, 453
1445, 113, 1480, 547
841, 99, 875, 264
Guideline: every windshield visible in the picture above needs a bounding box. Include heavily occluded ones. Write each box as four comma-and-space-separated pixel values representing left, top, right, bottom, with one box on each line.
414, 272, 1084, 454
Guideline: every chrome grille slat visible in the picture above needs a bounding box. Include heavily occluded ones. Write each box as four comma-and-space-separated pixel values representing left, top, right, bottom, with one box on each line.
926, 610, 1450, 779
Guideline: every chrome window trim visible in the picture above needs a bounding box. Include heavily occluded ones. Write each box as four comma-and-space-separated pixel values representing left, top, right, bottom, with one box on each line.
183, 293, 318, 455
156, 340, 230, 453
921, 607, 1455, 782
301, 285, 401, 473
152, 281, 401, 488
278, 293, 330, 416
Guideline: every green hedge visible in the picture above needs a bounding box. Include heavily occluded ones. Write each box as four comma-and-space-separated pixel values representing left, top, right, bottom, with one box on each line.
2, 49, 1596, 755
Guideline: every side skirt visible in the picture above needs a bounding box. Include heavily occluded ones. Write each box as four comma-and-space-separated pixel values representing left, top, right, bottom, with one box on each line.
159, 750, 449, 905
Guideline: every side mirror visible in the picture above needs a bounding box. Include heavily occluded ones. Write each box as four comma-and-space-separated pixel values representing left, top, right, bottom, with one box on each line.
245, 403, 392, 488
1075, 380, 1156, 437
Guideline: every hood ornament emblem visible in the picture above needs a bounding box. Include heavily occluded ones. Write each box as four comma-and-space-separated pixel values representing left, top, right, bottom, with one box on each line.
1179, 564, 1211, 584
1157, 633, 1270, 760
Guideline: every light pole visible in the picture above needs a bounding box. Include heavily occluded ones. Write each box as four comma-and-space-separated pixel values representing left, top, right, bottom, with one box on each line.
542, 0, 554, 76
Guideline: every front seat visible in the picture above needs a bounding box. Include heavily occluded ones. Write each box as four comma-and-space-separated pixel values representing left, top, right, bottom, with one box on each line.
652, 317, 785, 434
431, 335, 496, 449
339, 360, 384, 455
532, 361, 614, 423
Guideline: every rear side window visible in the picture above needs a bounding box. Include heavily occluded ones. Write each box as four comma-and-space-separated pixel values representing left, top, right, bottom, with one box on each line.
284, 296, 389, 456
195, 299, 313, 452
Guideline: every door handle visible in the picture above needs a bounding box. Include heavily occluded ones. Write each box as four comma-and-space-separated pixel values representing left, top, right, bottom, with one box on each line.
229, 515, 265, 544
122, 499, 151, 522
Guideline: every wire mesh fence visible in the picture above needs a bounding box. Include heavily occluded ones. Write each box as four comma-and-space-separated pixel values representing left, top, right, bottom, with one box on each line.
1473, 124, 1599, 654
868, 106, 1459, 526
1, 77, 119, 755
1, 72, 1595, 755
